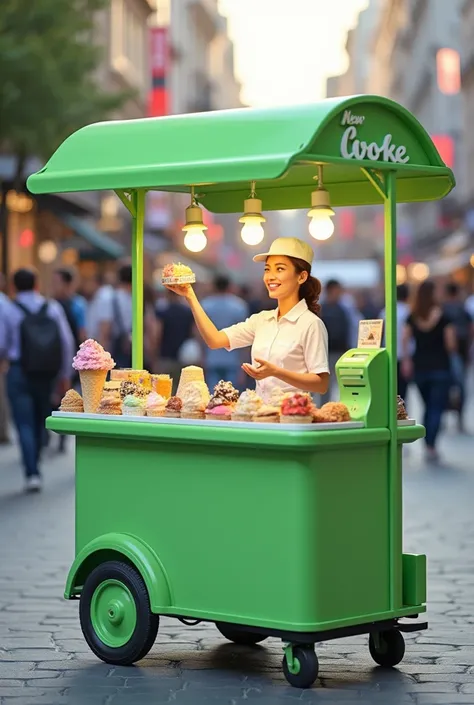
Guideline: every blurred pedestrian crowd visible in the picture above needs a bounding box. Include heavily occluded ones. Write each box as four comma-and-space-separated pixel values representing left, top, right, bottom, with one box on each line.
1, 261, 473, 491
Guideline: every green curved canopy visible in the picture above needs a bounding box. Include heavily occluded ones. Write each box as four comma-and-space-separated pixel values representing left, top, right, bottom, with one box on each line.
27, 95, 455, 211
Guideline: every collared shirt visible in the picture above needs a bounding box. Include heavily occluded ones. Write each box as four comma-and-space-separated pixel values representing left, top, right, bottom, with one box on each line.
0, 291, 75, 380
85, 286, 132, 342
202, 293, 249, 368
223, 299, 329, 401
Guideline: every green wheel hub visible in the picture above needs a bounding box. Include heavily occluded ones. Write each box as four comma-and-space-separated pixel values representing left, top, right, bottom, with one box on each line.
90, 579, 137, 647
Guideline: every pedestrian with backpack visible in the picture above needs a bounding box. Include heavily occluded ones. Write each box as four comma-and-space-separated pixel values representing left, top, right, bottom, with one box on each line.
0, 268, 74, 492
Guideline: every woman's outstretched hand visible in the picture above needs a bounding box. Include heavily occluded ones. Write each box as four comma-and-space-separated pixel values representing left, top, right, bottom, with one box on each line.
242, 357, 277, 380
164, 284, 193, 299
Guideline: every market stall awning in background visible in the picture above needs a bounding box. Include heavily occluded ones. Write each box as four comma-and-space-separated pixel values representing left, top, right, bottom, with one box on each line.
61, 214, 125, 260
27, 96, 455, 212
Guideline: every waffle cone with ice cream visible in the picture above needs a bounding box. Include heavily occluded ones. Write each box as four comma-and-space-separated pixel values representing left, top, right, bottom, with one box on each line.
72, 339, 115, 413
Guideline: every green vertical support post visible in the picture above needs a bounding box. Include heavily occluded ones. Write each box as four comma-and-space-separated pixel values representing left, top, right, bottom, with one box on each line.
131, 190, 145, 370
384, 171, 402, 610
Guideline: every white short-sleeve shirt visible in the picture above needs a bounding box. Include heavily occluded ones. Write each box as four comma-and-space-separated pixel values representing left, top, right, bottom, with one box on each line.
223, 299, 329, 401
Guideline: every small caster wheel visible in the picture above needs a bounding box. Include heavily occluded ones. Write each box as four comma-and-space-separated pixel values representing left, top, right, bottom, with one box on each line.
79, 560, 159, 665
216, 622, 267, 645
369, 629, 405, 667
282, 644, 319, 688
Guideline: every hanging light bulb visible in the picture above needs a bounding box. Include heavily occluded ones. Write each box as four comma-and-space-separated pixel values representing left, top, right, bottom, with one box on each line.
307, 165, 335, 241
182, 186, 207, 252
239, 181, 265, 246
308, 212, 335, 241
184, 229, 207, 253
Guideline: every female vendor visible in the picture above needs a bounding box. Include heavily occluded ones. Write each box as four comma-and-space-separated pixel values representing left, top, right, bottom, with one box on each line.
166, 237, 329, 400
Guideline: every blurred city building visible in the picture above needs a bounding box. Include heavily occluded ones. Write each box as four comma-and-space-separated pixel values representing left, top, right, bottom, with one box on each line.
1, 0, 244, 289
146, 0, 245, 285
326, 0, 473, 290
460, 1, 474, 231
326, 0, 385, 266
1, 0, 155, 288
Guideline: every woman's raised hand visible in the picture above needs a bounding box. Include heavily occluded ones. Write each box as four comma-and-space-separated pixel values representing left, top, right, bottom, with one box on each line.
164, 284, 193, 299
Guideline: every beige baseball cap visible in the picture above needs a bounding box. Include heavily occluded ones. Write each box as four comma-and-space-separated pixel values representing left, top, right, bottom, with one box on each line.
253, 237, 314, 266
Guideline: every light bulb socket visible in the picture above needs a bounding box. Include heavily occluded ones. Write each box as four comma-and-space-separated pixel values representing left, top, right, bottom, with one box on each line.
308, 187, 335, 218
182, 204, 207, 232
238, 198, 266, 224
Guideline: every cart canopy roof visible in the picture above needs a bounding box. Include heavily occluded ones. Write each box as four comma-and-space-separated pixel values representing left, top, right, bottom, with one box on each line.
27, 95, 455, 211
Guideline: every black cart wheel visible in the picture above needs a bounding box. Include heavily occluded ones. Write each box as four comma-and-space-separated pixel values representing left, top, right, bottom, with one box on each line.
282, 645, 319, 689
369, 629, 405, 667
216, 622, 267, 645
79, 560, 159, 665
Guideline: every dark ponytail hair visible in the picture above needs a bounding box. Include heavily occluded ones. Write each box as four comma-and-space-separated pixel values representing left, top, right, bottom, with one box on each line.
289, 256, 322, 316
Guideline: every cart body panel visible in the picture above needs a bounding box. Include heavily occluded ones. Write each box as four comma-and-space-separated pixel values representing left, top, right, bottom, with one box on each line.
49, 416, 426, 633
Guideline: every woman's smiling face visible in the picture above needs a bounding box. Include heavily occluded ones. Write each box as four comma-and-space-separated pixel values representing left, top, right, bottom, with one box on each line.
263, 255, 307, 300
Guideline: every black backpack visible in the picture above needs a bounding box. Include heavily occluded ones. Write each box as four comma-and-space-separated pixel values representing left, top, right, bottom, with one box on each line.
14, 300, 62, 377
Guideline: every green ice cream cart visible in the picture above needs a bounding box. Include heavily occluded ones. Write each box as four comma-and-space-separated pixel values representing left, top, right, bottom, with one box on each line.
28, 95, 455, 688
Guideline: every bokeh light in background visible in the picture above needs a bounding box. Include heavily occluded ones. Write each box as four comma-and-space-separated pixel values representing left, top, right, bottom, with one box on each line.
19, 229, 35, 249
61, 248, 79, 266
408, 262, 430, 283
37, 240, 58, 264
396, 264, 407, 285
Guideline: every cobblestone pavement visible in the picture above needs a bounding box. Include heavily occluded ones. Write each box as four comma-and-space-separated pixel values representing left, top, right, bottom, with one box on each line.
0, 404, 473, 705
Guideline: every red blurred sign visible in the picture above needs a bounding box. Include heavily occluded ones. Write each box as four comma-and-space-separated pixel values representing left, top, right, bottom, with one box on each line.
339, 208, 355, 240
19, 229, 34, 248
148, 27, 169, 117
432, 134, 455, 169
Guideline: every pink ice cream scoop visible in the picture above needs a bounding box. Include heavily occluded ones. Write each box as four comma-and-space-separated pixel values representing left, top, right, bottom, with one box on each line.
72, 339, 115, 371
206, 404, 232, 416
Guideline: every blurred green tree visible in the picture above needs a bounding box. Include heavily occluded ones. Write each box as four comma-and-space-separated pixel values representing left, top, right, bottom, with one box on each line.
0, 0, 135, 273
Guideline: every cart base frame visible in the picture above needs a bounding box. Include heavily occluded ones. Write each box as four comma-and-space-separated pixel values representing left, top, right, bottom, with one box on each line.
166, 614, 428, 643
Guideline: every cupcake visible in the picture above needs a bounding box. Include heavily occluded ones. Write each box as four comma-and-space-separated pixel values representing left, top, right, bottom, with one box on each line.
59, 389, 84, 413
269, 386, 290, 407
119, 380, 149, 401
253, 404, 281, 424
181, 381, 210, 419
397, 395, 409, 420
312, 402, 351, 423
280, 393, 314, 424
72, 339, 115, 413
103, 381, 121, 394
165, 396, 182, 419
212, 380, 239, 404
205, 402, 233, 421
232, 390, 263, 422
98, 391, 122, 416
122, 394, 146, 417
205, 380, 239, 421
146, 392, 167, 417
